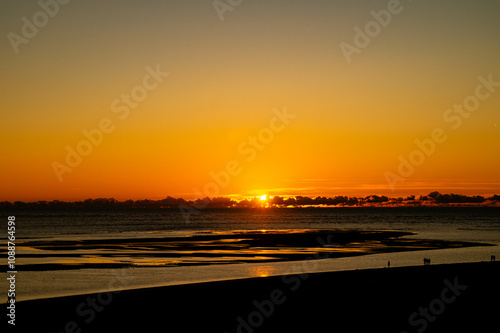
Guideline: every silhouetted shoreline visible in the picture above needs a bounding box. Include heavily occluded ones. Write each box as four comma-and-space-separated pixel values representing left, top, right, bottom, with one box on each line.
16, 261, 500, 332
2, 191, 499, 210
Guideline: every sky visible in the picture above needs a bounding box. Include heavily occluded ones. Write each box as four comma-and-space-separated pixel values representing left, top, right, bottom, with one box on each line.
1, 0, 499, 201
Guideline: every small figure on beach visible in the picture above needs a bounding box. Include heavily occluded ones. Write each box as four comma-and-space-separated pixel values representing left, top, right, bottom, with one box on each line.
423, 258, 431, 265
387, 261, 390, 268
492, 255, 496, 262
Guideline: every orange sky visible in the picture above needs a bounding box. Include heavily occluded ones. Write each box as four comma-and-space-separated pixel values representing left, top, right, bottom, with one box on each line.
1, 0, 499, 201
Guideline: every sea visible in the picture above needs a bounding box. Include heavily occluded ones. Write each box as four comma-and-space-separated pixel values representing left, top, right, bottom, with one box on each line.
2, 207, 500, 301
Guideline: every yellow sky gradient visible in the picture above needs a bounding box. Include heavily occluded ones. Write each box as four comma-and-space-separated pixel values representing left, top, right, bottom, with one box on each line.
1, 0, 499, 201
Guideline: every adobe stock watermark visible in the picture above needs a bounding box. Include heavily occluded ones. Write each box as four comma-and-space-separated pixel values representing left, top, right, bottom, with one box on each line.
226, 235, 340, 333
7, 0, 72, 54
179, 106, 296, 222
52, 64, 169, 182
213, 0, 243, 21
400, 276, 467, 333
50, 269, 135, 333
340, 0, 406, 64
385, 74, 499, 190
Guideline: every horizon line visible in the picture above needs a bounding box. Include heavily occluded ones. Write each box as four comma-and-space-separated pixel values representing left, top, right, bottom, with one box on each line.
2, 192, 499, 208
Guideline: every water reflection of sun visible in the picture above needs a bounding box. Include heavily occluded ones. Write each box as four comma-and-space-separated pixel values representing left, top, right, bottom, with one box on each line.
250, 265, 275, 278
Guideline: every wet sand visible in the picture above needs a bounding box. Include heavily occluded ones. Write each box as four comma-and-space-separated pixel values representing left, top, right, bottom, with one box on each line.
14, 229, 490, 270
16, 261, 500, 332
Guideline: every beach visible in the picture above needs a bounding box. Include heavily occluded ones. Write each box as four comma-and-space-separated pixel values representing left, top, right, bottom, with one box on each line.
5, 208, 500, 332
9, 227, 497, 302
3, 0, 500, 331
15, 261, 499, 332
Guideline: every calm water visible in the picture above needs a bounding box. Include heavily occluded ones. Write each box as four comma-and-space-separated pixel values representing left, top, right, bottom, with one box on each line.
3, 207, 500, 301
11, 206, 500, 239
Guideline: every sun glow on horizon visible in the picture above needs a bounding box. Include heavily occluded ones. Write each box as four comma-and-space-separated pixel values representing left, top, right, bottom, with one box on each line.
0, 1, 499, 202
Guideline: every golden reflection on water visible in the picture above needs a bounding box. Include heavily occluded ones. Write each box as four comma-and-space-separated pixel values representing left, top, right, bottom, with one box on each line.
248, 265, 276, 278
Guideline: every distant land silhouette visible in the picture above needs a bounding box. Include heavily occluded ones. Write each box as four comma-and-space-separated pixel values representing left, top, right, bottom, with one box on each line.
1, 192, 499, 210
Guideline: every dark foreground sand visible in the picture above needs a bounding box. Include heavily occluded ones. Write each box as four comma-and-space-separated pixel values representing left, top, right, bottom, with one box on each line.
14, 261, 499, 332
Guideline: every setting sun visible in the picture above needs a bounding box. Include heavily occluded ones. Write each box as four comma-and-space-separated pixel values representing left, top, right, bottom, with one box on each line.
1, 2, 499, 331
1, 1, 500, 202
